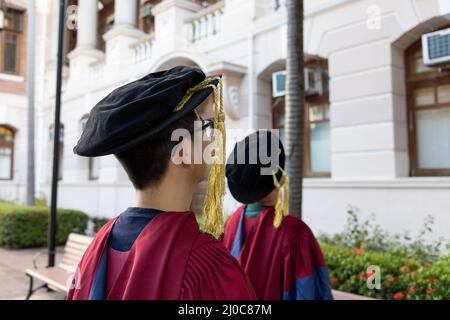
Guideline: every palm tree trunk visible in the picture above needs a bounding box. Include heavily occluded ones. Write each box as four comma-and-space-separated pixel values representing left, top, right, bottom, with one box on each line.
285, 0, 304, 219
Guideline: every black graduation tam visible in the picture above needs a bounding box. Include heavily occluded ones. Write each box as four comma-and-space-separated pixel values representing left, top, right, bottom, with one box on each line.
73, 66, 219, 157
226, 130, 285, 204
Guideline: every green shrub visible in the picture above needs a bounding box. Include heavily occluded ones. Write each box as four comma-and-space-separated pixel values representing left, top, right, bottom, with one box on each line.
322, 243, 450, 299
319, 206, 450, 300
92, 217, 110, 233
0, 202, 89, 249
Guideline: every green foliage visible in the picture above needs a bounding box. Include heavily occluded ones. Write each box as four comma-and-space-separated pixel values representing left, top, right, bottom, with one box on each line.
319, 206, 450, 263
0, 202, 89, 249
319, 206, 450, 300
322, 243, 450, 300
92, 217, 110, 232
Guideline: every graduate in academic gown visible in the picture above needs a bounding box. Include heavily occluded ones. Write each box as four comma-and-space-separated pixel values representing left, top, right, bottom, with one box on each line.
222, 131, 333, 300
67, 66, 256, 300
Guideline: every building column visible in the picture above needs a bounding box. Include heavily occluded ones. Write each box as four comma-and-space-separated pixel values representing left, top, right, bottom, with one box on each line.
102, 0, 144, 68
67, 0, 104, 81
152, 0, 202, 57
76, 0, 99, 50
114, 0, 139, 29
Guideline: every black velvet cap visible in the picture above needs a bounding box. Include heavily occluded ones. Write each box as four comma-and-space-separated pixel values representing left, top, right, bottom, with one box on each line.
226, 131, 285, 204
73, 66, 219, 157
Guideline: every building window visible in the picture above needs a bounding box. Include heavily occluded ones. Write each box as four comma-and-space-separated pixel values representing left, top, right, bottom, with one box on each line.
139, 1, 159, 34
272, 59, 331, 177
80, 115, 99, 180
0, 8, 23, 75
406, 38, 450, 176
0, 125, 15, 180
49, 124, 64, 180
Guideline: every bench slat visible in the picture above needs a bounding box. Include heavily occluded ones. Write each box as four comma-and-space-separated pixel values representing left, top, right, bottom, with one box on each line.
67, 233, 93, 246
27, 233, 94, 294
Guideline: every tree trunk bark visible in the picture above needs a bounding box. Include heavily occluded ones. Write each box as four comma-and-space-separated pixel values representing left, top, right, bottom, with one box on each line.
285, 0, 304, 219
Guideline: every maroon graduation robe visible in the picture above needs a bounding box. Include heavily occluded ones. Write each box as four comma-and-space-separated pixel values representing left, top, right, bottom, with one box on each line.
67, 211, 256, 300
222, 205, 333, 300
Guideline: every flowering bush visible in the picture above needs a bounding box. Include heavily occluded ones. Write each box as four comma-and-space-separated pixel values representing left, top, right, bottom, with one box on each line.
319, 207, 450, 300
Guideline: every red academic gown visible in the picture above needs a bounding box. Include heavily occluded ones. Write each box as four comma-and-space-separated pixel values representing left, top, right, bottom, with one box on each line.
222, 205, 333, 300
67, 210, 256, 300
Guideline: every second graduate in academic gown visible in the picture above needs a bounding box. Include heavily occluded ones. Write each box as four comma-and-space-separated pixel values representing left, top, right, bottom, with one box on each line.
222, 131, 333, 300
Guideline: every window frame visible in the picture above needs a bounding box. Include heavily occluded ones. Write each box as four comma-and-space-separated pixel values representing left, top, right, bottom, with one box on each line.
0, 125, 16, 180
272, 58, 331, 178
0, 8, 23, 75
405, 39, 450, 177
80, 114, 100, 181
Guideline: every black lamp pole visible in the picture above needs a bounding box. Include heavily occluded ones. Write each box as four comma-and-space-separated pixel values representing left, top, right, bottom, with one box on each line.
48, 0, 66, 268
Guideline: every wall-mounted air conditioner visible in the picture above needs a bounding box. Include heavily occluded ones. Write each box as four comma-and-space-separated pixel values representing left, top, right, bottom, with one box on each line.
422, 28, 450, 66
272, 71, 286, 98
272, 68, 323, 98
304, 67, 323, 96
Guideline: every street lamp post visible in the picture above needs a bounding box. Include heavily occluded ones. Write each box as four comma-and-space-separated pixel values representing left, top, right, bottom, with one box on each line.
48, 0, 66, 268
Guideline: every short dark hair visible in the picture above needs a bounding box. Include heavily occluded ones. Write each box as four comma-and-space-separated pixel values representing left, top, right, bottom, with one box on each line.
115, 111, 197, 190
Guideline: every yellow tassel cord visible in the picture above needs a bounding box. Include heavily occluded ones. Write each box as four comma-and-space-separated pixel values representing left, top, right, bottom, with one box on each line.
272, 166, 289, 228
173, 77, 226, 238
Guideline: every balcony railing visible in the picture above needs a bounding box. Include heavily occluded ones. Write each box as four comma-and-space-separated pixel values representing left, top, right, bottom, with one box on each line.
186, 1, 225, 43
90, 59, 105, 80
129, 34, 154, 65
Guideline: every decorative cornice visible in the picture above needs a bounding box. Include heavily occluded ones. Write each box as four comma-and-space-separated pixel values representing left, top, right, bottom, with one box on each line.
152, 0, 202, 16
103, 25, 146, 42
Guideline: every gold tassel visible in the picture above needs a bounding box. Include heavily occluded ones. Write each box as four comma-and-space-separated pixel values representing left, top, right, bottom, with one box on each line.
272, 166, 289, 228
173, 77, 225, 239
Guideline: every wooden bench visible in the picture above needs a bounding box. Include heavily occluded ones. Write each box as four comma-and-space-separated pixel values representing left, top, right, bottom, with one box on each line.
25, 233, 93, 300
332, 289, 374, 300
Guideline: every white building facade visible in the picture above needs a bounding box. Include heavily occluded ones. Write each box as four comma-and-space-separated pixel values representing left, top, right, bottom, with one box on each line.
1, 0, 449, 239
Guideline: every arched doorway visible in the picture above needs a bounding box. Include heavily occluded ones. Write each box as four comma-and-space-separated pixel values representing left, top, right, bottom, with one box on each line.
258, 56, 331, 177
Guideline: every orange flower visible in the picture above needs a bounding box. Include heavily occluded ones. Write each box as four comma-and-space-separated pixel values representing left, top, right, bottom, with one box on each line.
407, 286, 416, 294
393, 292, 405, 300
354, 247, 365, 255
427, 288, 434, 294
409, 270, 417, 277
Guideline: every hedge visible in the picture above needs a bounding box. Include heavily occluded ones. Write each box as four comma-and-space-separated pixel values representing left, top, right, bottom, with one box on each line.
321, 243, 450, 299
0, 202, 89, 249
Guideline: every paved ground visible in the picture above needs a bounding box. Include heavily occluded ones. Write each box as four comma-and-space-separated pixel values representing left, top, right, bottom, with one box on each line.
0, 246, 66, 300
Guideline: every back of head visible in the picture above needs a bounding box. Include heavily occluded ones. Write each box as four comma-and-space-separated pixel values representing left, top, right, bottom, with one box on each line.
115, 111, 197, 190
226, 130, 285, 204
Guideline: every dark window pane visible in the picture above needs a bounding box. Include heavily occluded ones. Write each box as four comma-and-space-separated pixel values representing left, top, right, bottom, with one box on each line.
0, 147, 12, 179
6, 33, 18, 43
4, 42, 17, 73
5, 10, 22, 31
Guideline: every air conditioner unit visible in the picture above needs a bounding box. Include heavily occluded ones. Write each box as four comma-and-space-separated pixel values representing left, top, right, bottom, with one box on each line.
304, 67, 323, 96
272, 71, 286, 98
272, 68, 323, 98
0, 9, 5, 30
422, 28, 450, 66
